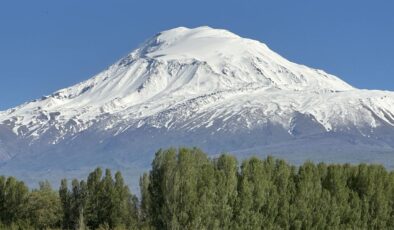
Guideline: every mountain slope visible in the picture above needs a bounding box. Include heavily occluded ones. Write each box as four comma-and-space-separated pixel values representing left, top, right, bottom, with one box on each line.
1, 26, 394, 188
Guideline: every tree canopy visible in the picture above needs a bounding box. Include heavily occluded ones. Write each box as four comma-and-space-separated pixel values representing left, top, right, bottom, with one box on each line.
1, 147, 394, 229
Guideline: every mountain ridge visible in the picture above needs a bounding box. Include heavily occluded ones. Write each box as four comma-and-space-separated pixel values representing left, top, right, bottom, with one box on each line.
0, 26, 393, 187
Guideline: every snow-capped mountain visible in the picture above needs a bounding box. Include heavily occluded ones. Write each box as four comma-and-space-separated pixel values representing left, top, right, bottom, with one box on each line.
1, 26, 394, 188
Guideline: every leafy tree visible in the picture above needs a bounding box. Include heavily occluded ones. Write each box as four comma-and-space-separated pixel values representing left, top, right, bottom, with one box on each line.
139, 172, 152, 228
83, 168, 138, 229
290, 162, 324, 229
148, 148, 178, 229
59, 179, 72, 229
236, 157, 274, 229
113, 171, 138, 229
0, 176, 29, 225
272, 159, 293, 229
213, 154, 238, 229
26, 181, 62, 229
85, 167, 103, 229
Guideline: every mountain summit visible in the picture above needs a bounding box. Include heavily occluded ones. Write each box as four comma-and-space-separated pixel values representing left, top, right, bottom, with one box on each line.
1, 26, 393, 187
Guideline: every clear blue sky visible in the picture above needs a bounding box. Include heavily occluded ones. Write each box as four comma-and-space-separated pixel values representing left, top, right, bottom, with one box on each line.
0, 0, 393, 110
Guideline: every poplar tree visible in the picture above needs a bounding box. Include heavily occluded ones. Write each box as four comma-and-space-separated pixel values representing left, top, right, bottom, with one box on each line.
213, 154, 238, 229
236, 157, 272, 229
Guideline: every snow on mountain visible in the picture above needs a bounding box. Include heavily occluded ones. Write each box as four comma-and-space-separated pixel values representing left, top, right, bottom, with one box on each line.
0, 26, 393, 188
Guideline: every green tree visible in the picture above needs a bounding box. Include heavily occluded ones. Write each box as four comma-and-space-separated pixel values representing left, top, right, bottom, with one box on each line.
26, 181, 62, 229
272, 159, 293, 229
148, 148, 178, 229
147, 148, 219, 229
85, 167, 103, 229
59, 179, 72, 229
113, 171, 138, 229
0, 176, 29, 225
290, 162, 325, 229
139, 172, 152, 229
84, 168, 138, 229
213, 154, 238, 229
235, 157, 276, 229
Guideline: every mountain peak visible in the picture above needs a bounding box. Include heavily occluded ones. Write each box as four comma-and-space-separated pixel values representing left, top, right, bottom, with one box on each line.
157, 26, 240, 40
1, 27, 394, 188
121, 26, 354, 92
134, 26, 245, 61
1, 27, 357, 133
153, 26, 241, 46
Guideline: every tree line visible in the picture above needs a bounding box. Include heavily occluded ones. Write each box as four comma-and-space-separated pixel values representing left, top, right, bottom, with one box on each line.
1, 147, 394, 229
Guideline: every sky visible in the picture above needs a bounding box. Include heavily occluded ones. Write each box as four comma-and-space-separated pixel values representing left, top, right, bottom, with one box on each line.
0, 0, 393, 110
